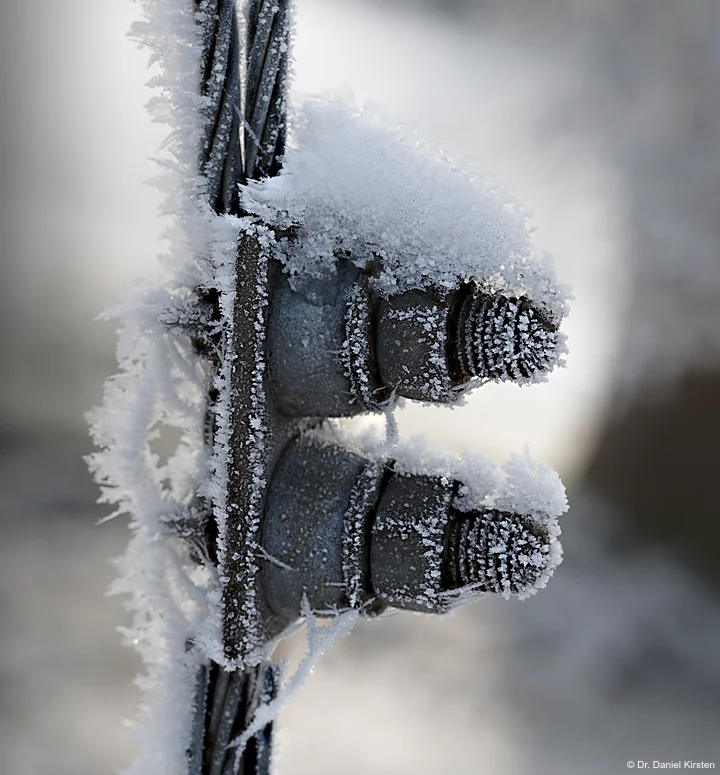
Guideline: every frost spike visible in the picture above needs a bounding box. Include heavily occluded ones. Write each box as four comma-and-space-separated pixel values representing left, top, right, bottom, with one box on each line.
104, 0, 569, 771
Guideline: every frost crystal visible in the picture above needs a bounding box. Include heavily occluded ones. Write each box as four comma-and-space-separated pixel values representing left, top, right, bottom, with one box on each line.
340, 281, 383, 409
342, 462, 385, 607
87, 0, 246, 770
463, 291, 566, 385
314, 423, 567, 606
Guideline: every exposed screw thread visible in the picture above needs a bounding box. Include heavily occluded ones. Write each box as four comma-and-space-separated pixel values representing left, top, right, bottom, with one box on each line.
444, 510, 551, 595
456, 290, 559, 383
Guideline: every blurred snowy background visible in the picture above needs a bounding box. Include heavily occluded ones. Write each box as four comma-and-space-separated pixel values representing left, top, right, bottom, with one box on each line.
2, 0, 720, 773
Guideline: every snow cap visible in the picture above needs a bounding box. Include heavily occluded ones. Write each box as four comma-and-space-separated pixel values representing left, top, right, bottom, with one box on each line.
241, 96, 570, 323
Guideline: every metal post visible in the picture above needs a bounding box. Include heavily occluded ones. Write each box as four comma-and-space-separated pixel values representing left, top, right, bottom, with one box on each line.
190, 3, 291, 773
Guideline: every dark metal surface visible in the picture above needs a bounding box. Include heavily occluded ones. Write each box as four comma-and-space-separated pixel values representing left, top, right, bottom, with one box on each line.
244, 0, 291, 180
197, 0, 290, 212
198, 0, 244, 214
268, 274, 560, 417
267, 263, 368, 417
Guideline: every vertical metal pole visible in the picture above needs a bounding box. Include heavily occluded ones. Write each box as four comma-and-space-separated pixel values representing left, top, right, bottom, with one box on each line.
191, 2, 291, 773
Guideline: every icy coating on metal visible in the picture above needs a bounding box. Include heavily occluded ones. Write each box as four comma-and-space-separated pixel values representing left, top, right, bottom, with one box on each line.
341, 461, 385, 608
220, 230, 270, 661
340, 281, 389, 411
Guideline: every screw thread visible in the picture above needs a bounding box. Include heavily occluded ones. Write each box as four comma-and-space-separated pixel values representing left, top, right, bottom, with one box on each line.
444, 509, 551, 595
456, 290, 559, 383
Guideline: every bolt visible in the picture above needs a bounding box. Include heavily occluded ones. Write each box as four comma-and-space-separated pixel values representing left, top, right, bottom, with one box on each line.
268, 264, 561, 416
260, 436, 555, 627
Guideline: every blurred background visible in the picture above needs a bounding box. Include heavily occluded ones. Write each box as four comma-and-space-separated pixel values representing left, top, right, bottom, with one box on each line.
1, 0, 719, 773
